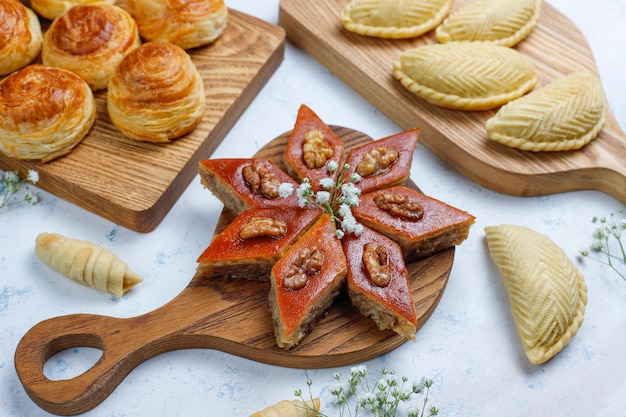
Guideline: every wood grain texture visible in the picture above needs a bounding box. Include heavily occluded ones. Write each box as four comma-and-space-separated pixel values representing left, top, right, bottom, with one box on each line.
0, 6, 285, 232
14, 128, 454, 416
279, 0, 626, 204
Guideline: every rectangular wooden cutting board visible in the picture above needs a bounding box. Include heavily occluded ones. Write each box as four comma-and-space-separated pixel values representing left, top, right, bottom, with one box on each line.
279, 0, 626, 204
0, 8, 285, 232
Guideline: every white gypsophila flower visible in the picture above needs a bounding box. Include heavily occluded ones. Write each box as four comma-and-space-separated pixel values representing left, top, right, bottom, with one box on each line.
592, 239, 604, 251
413, 379, 425, 393
350, 364, 367, 377
4, 171, 18, 183
278, 182, 294, 198
4, 181, 16, 194
349, 172, 362, 183
385, 373, 398, 386
593, 228, 607, 239
407, 405, 421, 417
342, 217, 358, 233
335, 229, 345, 239
319, 177, 335, 190
353, 223, 364, 236
356, 391, 376, 407
315, 191, 330, 204
327, 160, 338, 173
24, 192, 38, 205
341, 183, 361, 207
328, 382, 344, 396
299, 179, 312, 193
27, 170, 39, 184
296, 182, 311, 207
338, 203, 352, 218
422, 377, 434, 388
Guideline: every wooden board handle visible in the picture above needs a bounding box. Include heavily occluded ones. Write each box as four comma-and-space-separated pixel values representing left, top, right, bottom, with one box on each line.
14, 313, 188, 416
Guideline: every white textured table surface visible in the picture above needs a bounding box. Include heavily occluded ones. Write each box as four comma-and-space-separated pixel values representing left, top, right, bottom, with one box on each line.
2, 1, 625, 416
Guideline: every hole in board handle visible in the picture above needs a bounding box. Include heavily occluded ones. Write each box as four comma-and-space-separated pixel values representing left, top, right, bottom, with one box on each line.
38, 333, 105, 381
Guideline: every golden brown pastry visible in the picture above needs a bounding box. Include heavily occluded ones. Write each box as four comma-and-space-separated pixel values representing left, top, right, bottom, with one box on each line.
35, 232, 143, 297
127, 0, 228, 49
0, 0, 43, 76
30, 0, 114, 21
42, 4, 142, 90
0, 65, 96, 162
107, 42, 206, 142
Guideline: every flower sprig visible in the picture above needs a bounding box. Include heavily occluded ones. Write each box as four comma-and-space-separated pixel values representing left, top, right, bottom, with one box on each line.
279, 161, 363, 239
0, 169, 39, 209
295, 365, 438, 417
579, 209, 626, 280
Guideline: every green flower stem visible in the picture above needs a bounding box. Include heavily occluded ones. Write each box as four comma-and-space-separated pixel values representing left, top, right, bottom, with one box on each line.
0, 170, 39, 209
295, 366, 438, 417
579, 209, 626, 281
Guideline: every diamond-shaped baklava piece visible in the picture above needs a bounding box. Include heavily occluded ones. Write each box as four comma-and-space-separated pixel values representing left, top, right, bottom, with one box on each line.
199, 158, 301, 215
343, 128, 420, 194
268, 214, 347, 349
284, 104, 345, 192
342, 225, 418, 339
196, 208, 320, 281
353, 185, 475, 261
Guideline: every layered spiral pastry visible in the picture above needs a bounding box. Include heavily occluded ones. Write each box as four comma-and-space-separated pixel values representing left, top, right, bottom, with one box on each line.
107, 42, 206, 142
0, 65, 96, 162
126, 0, 228, 49
0, 0, 43, 76
42, 4, 141, 90
30, 0, 115, 21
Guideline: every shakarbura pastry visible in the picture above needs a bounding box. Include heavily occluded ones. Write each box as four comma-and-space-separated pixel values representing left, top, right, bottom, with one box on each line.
127, 0, 228, 49
107, 41, 206, 142
0, 65, 96, 162
0, 0, 43, 76
42, 4, 141, 90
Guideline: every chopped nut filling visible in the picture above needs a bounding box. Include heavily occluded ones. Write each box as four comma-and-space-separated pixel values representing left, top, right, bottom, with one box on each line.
303, 129, 334, 169
362, 242, 391, 287
242, 161, 281, 198
283, 246, 324, 290
374, 192, 424, 220
239, 217, 288, 239
356, 146, 398, 177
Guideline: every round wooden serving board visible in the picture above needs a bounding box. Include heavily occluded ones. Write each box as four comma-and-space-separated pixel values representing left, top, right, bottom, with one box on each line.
14, 127, 455, 416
